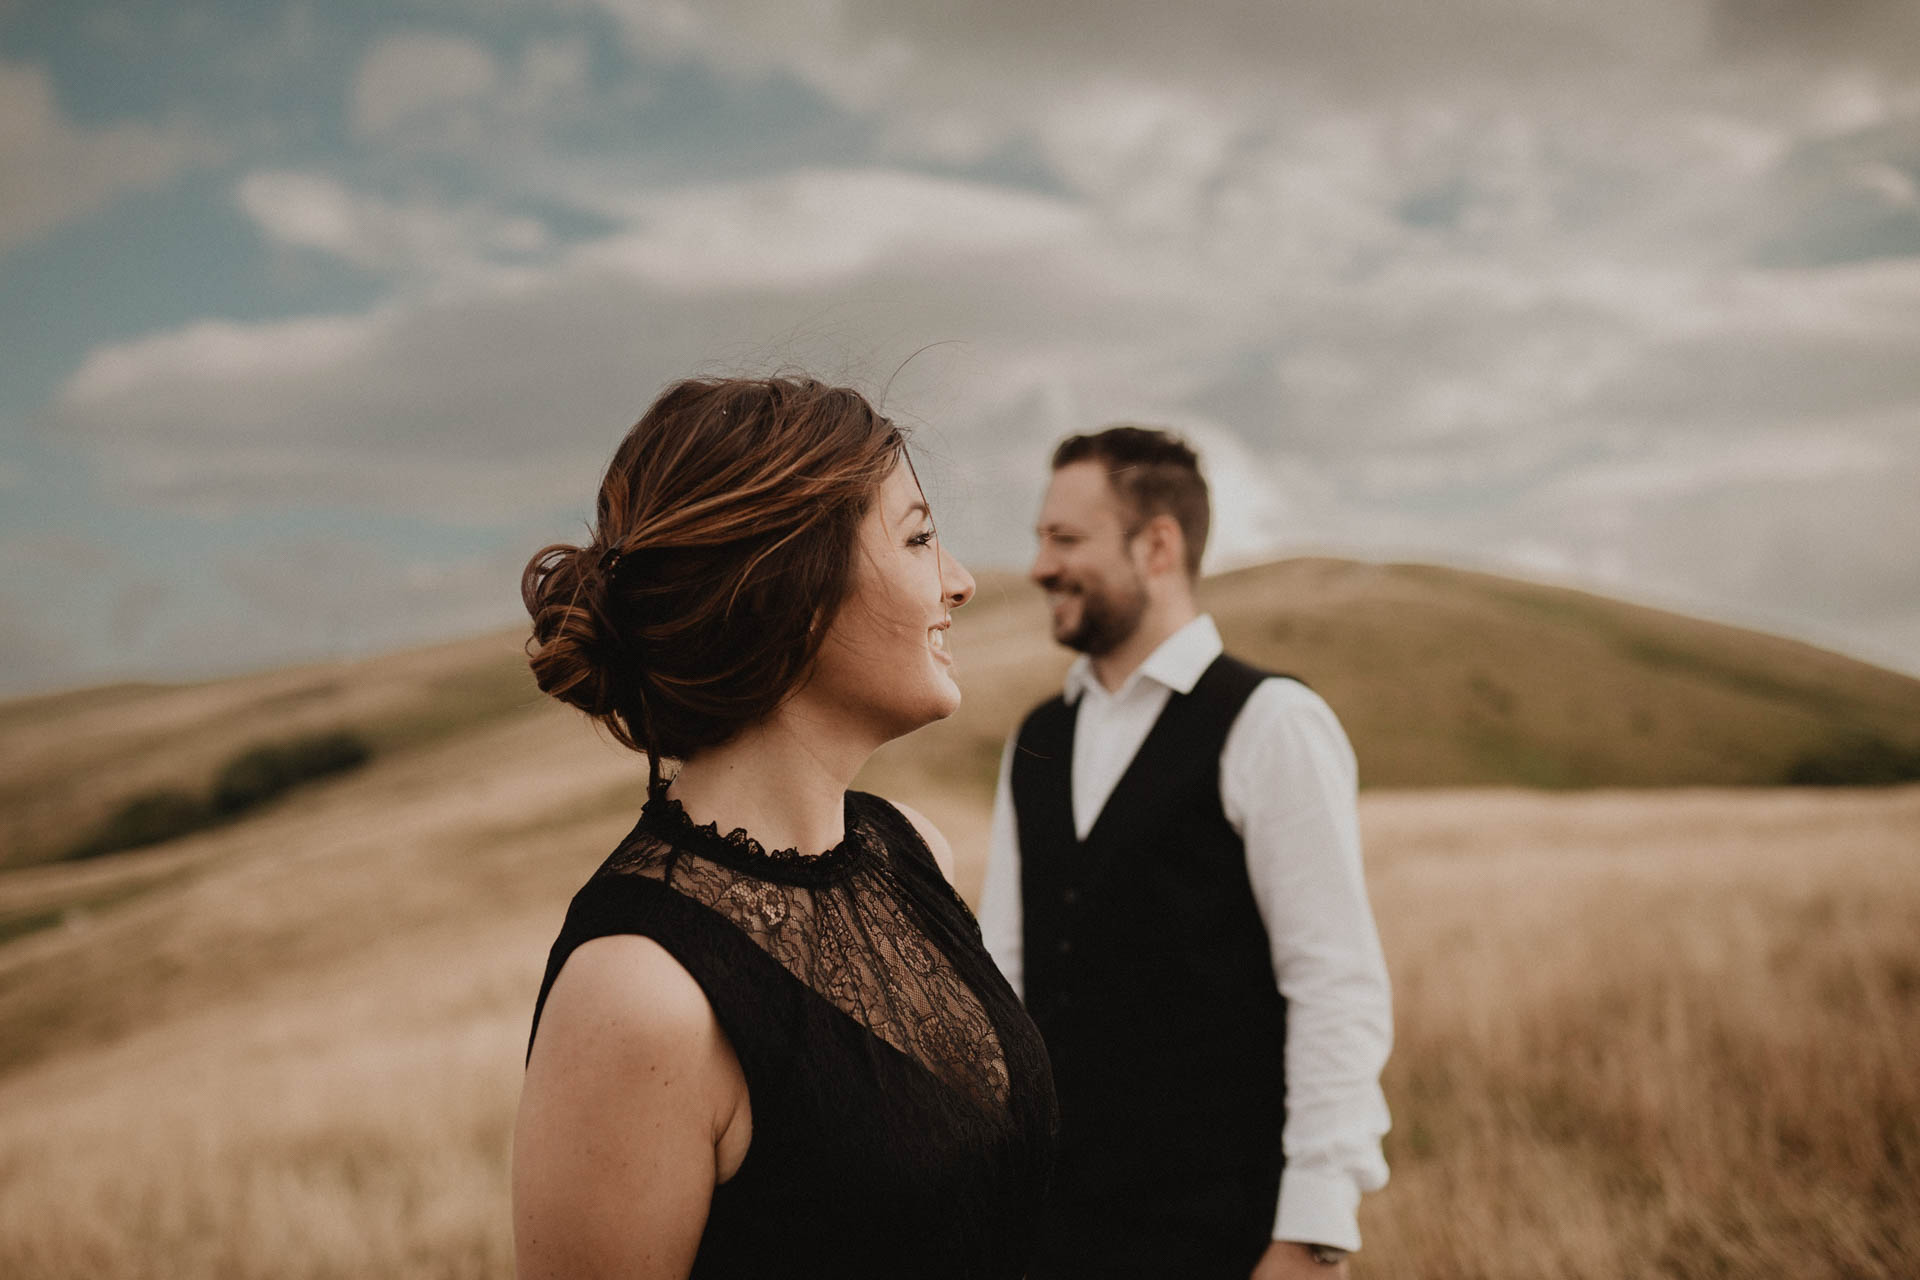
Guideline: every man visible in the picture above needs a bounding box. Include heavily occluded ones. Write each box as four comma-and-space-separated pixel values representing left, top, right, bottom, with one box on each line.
980, 427, 1392, 1280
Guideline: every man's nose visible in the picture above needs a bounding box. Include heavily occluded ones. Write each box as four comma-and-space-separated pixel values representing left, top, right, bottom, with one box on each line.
1029, 546, 1056, 587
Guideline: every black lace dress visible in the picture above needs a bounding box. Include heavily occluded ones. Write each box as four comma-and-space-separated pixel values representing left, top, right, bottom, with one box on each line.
528, 786, 1058, 1279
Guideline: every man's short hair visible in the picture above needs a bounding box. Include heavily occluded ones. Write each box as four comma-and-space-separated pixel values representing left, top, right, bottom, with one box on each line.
1051, 426, 1210, 578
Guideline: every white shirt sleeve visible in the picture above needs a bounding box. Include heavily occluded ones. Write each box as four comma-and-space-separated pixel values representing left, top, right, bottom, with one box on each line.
1223, 679, 1393, 1254
979, 731, 1025, 1000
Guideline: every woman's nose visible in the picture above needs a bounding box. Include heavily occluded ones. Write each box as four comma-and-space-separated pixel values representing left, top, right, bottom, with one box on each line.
942, 546, 976, 609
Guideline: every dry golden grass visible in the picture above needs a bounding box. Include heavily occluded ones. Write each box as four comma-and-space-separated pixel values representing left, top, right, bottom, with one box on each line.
1359, 787, 1920, 1277
3, 766, 1915, 1278
16, 557, 1920, 871
0, 919, 534, 1280
6, 562, 1919, 1277
0, 631, 539, 869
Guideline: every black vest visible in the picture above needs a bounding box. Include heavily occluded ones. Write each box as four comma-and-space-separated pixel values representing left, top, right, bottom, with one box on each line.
1013, 654, 1291, 1278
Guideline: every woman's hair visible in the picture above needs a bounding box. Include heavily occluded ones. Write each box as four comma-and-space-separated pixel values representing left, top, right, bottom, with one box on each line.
521, 376, 905, 785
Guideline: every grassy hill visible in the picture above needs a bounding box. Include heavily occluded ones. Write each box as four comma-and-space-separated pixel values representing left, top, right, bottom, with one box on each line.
4, 553, 1915, 1072
8, 556, 1919, 877
864, 556, 1920, 796
0, 631, 544, 872
1, 557, 1917, 1277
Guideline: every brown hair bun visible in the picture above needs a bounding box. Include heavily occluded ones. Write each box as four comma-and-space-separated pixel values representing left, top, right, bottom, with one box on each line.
521, 376, 904, 776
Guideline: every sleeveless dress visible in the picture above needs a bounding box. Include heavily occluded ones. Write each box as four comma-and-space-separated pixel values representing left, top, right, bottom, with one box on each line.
528, 785, 1059, 1279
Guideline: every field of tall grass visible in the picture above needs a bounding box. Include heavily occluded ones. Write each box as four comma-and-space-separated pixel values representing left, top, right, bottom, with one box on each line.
1360, 787, 1919, 1277
2, 778, 1914, 1279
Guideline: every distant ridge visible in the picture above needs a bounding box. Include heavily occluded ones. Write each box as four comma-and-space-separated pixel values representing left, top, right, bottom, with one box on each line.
6, 557, 1919, 869
861, 556, 1920, 795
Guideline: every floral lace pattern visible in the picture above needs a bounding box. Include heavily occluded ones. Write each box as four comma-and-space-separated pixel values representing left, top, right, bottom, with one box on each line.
632, 788, 869, 884
604, 789, 1012, 1111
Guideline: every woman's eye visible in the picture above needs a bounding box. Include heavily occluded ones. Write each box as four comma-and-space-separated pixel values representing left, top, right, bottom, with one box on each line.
909, 528, 935, 547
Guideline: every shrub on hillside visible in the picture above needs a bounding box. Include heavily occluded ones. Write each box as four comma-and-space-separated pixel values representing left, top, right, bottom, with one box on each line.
1784, 735, 1920, 786
66, 789, 212, 859
212, 731, 371, 815
63, 729, 373, 861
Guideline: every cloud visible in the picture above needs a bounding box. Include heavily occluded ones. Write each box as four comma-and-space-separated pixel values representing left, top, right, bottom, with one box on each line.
579, 169, 1087, 289
595, 0, 1711, 118
0, 526, 529, 694
1574, 260, 1920, 430
0, 61, 217, 257
236, 170, 553, 276
217, 536, 528, 656
55, 169, 1153, 522
0, 532, 116, 577
52, 151, 1920, 619
1574, 465, 1920, 630
1751, 116, 1920, 267
20, 0, 1920, 683
1708, 0, 1920, 75
1539, 428, 1900, 504
63, 312, 376, 410
582, 0, 1920, 298
350, 32, 502, 137
586, 0, 1920, 189
345, 30, 595, 153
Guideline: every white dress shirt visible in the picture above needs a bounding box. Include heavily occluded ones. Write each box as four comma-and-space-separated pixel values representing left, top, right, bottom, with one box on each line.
979, 614, 1392, 1253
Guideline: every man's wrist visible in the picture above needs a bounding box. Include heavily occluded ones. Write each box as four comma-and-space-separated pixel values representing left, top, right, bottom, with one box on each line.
1299, 1242, 1349, 1265
1272, 1165, 1364, 1254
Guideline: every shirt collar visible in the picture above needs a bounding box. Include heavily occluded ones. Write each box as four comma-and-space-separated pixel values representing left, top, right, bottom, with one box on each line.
1063, 614, 1223, 704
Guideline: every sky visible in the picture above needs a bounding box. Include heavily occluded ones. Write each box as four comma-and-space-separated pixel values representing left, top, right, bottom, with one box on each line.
3, 0, 1920, 694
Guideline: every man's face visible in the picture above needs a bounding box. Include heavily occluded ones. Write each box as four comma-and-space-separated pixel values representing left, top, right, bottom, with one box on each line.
1030, 460, 1149, 656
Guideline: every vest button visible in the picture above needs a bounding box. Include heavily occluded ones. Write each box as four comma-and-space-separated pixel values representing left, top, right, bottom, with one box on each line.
1061, 887, 1079, 906
1056, 938, 1073, 956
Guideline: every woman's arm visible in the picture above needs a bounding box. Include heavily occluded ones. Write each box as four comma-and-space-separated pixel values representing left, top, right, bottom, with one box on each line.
513, 935, 751, 1279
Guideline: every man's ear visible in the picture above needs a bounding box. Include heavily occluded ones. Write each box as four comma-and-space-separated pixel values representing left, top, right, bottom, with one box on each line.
1135, 513, 1186, 579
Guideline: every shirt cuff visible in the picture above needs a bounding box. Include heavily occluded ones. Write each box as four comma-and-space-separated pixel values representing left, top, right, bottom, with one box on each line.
1272, 1167, 1363, 1253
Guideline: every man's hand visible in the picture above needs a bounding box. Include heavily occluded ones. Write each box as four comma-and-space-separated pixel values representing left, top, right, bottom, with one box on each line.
1251, 1240, 1349, 1279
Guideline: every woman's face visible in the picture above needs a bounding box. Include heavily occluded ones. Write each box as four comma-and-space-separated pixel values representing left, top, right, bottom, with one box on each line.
807, 454, 975, 742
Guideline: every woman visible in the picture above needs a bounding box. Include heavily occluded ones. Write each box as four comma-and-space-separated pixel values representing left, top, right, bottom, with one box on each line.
512, 376, 1057, 1279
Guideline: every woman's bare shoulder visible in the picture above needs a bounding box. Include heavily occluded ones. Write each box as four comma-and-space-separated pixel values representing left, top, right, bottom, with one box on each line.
537, 934, 716, 1043
885, 799, 957, 885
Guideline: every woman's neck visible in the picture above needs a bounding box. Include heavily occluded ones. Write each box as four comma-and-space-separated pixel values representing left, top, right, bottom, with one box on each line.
663, 706, 875, 857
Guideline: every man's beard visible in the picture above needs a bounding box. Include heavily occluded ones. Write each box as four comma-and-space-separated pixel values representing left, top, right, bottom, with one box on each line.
1053, 575, 1149, 656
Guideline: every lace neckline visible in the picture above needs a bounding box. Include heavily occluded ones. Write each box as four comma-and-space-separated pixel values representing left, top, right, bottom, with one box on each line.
640, 785, 868, 885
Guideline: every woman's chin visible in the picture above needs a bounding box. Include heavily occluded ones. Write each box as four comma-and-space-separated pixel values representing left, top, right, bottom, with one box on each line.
898, 683, 962, 735
933, 671, 964, 717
